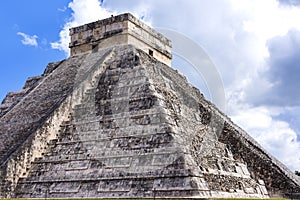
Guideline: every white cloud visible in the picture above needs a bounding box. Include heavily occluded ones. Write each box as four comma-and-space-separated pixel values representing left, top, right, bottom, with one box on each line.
17, 32, 38, 47
230, 104, 300, 170
58, 6, 67, 12
230, 0, 300, 58
51, 0, 114, 55
53, 0, 300, 171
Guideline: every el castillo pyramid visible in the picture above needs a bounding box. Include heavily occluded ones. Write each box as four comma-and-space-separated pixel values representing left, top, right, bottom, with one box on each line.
0, 13, 299, 199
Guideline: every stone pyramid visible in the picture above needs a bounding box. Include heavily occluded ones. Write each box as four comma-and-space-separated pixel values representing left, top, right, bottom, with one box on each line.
0, 13, 299, 199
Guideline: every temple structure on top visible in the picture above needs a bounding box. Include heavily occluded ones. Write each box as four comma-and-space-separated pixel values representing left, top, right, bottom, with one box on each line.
69, 13, 172, 66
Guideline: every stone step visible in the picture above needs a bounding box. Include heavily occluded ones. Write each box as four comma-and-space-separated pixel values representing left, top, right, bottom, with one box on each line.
73, 105, 169, 122
57, 131, 174, 144
15, 180, 211, 199
36, 145, 181, 163
74, 81, 152, 106
19, 168, 194, 183
34, 144, 183, 161
50, 123, 178, 151
34, 146, 184, 163
74, 92, 160, 110
71, 114, 176, 134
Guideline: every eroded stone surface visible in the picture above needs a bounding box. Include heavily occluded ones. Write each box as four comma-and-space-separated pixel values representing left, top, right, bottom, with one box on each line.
0, 13, 299, 199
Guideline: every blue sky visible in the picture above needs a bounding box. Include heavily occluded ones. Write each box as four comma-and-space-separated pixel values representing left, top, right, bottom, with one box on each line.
0, 0, 70, 100
1, 0, 300, 171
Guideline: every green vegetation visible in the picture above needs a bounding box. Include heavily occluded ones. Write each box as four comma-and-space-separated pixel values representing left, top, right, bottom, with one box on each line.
0, 198, 291, 200
215, 198, 289, 200
295, 170, 300, 176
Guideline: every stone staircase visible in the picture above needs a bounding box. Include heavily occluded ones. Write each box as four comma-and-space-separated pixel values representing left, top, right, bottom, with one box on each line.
14, 46, 208, 198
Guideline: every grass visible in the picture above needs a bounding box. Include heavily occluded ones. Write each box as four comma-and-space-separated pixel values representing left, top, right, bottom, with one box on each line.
0, 198, 289, 200
215, 198, 289, 200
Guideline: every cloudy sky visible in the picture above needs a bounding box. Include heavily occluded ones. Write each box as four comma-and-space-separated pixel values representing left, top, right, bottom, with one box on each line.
0, 0, 300, 171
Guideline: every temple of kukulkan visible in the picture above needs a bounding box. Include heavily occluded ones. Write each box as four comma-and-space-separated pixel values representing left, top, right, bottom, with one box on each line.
0, 13, 299, 199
